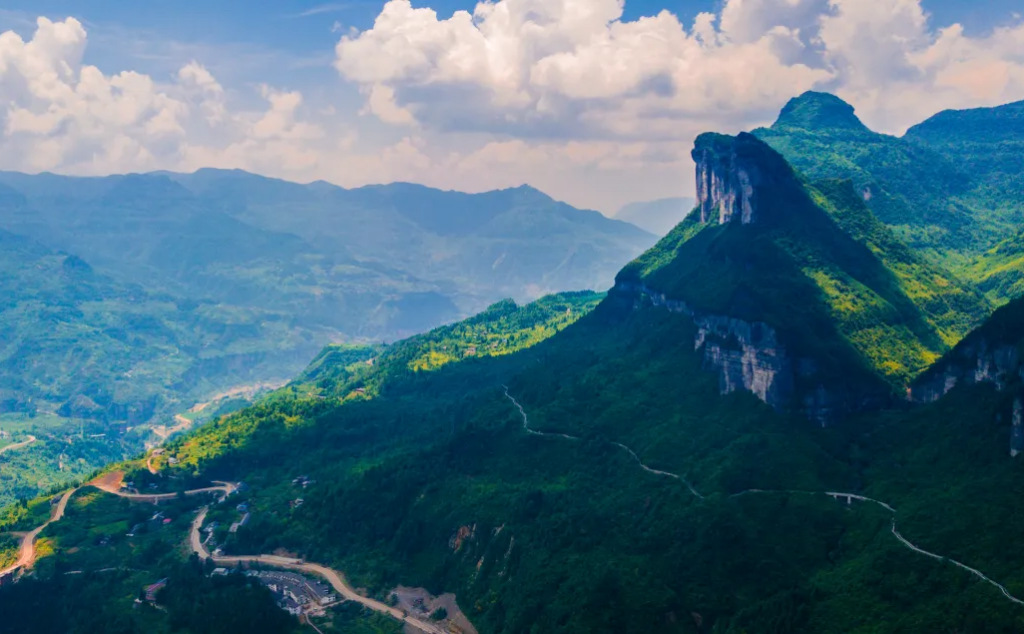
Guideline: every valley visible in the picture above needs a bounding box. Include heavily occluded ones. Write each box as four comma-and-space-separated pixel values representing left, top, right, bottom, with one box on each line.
0, 172, 649, 509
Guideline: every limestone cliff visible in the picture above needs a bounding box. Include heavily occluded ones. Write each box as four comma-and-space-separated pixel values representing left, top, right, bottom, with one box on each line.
911, 338, 1020, 403
612, 282, 854, 424
911, 297, 1024, 457
693, 133, 763, 225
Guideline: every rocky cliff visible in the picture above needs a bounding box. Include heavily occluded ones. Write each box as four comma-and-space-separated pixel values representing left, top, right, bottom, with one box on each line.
911, 297, 1024, 457
693, 133, 763, 225
911, 338, 1021, 403
612, 281, 855, 424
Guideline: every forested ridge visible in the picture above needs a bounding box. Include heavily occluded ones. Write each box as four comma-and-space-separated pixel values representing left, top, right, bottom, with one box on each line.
5, 93, 1024, 633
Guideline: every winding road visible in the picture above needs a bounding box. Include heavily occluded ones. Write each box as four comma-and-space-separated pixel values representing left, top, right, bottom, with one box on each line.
0, 435, 37, 458
2, 475, 449, 633
0, 479, 235, 580
0, 488, 74, 578
189, 508, 448, 634
503, 389, 1024, 607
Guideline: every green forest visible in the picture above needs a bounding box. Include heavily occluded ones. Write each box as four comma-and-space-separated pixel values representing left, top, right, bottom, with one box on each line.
3, 91, 1024, 634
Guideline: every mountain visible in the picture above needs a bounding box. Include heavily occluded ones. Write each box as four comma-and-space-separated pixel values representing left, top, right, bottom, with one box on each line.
753, 92, 979, 262
754, 92, 1024, 304
0, 171, 654, 340
163, 170, 656, 311
6, 132, 1024, 633
619, 132, 987, 407
904, 101, 1024, 301
0, 171, 653, 506
615, 197, 696, 236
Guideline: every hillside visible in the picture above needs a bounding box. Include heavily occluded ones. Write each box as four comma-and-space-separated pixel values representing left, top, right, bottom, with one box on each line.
904, 101, 1024, 302
753, 92, 1024, 285
619, 133, 986, 410
0, 173, 652, 506
4, 135, 1023, 633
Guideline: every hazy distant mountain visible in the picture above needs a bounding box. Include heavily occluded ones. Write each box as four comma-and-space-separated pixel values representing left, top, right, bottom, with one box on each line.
615, 197, 696, 236
0, 170, 655, 422
0, 169, 655, 502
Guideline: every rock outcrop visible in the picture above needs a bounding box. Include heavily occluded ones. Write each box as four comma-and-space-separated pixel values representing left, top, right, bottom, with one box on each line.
911, 339, 1021, 403
693, 134, 762, 225
613, 281, 853, 424
1012, 399, 1024, 458
910, 299, 1024, 457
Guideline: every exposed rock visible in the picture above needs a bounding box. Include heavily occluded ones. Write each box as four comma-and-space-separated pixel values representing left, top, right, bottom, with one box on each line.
613, 281, 883, 425
616, 281, 803, 414
693, 135, 762, 225
1012, 399, 1024, 458
911, 339, 1021, 403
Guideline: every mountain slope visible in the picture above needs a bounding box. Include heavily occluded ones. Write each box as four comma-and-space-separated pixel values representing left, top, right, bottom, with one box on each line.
619, 132, 987, 412
165, 170, 656, 307
100, 248, 1024, 632
753, 92, 977, 259
5, 128, 1024, 633
904, 101, 1024, 302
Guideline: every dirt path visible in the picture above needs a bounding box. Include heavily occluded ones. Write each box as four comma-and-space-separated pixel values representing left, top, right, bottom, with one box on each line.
189, 509, 447, 634
504, 389, 1024, 608
92, 473, 237, 504
0, 488, 75, 578
0, 435, 37, 458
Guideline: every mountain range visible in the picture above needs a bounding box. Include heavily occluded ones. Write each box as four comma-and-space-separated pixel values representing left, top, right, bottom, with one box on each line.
0, 174, 654, 504
4, 92, 1024, 634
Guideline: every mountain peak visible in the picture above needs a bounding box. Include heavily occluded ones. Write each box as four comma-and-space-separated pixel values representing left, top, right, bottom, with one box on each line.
692, 132, 799, 226
773, 92, 869, 133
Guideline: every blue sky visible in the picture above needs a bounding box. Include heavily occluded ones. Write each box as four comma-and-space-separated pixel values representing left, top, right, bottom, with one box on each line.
4, 0, 1020, 84
0, 0, 1022, 212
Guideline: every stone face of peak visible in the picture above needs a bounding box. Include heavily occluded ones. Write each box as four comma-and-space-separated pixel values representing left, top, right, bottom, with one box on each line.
692, 133, 763, 225
691, 132, 799, 226
773, 92, 869, 133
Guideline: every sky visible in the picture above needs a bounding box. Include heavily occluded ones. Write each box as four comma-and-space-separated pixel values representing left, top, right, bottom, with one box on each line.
0, 0, 1022, 214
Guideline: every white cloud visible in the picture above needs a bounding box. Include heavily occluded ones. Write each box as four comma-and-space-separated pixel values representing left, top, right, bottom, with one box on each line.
335, 0, 1024, 138
1, 2, 1024, 213
333, 0, 830, 140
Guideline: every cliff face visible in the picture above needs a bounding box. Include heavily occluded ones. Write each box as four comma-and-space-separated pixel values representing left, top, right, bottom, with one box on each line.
614, 282, 851, 424
911, 339, 1021, 403
910, 297, 1024, 457
693, 134, 762, 225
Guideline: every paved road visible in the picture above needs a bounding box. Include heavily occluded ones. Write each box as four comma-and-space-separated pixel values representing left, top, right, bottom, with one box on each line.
189, 509, 447, 634
0, 435, 37, 458
504, 388, 1024, 608
93, 477, 237, 504
1, 481, 236, 579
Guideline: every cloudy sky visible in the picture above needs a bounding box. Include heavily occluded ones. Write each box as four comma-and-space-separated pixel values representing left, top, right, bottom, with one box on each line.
0, 0, 1022, 214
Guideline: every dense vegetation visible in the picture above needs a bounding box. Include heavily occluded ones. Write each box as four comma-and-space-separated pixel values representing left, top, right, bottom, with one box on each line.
755, 92, 1024, 297
92, 288, 1024, 633
5, 94, 1024, 633
621, 133, 985, 392
0, 168, 648, 509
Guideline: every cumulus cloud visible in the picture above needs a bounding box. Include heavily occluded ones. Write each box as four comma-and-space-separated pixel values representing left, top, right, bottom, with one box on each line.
2, 2, 1024, 213
0, 17, 328, 177
335, 0, 1024, 137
